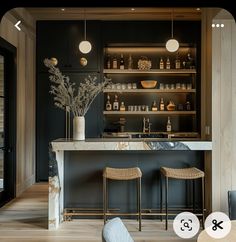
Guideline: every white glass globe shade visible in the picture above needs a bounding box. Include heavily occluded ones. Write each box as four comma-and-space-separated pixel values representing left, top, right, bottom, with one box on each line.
79, 40, 92, 54
166, 39, 179, 52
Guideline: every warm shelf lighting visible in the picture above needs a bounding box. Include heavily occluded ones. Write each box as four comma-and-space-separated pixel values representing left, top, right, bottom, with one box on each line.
79, 9, 92, 54
166, 10, 179, 52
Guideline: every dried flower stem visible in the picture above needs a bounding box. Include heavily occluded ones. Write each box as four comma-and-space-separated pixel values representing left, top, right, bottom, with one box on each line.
44, 58, 111, 117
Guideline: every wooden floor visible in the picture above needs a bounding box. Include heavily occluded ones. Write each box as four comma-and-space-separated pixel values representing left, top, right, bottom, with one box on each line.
0, 183, 198, 242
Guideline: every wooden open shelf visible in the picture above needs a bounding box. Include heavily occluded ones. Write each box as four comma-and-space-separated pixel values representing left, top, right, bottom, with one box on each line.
103, 89, 196, 93
103, 111, 196, 115
103, 69, 196, 74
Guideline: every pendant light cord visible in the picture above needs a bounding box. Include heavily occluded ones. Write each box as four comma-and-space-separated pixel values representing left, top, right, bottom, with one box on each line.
171, 10, 174, 38
84, 9, 87, 40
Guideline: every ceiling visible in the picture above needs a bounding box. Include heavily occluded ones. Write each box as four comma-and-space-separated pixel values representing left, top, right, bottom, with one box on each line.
27, 8, 202, 21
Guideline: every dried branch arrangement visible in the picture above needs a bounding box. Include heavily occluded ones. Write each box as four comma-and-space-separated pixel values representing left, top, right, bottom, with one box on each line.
44, 58, 110, 117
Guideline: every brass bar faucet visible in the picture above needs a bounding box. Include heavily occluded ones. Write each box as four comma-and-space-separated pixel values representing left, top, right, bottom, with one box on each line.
143, 117, 151, 133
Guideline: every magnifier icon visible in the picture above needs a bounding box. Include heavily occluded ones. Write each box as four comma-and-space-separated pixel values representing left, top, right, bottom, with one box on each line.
184, 222, 190, 228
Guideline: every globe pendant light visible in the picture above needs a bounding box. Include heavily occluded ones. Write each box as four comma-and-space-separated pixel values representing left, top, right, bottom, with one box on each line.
166, 10, 179, 52
79, 9, 92, 54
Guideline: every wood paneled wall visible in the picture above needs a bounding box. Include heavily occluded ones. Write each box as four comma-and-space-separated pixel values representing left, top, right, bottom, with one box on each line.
212, 12, 236, 213
0, 8, 36, 196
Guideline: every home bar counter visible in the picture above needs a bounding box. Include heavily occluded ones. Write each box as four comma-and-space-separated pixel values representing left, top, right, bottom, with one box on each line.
49, 139, 212, 230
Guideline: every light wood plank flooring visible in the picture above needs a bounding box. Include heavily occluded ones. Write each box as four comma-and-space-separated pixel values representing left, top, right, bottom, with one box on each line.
0, 183, 198, 242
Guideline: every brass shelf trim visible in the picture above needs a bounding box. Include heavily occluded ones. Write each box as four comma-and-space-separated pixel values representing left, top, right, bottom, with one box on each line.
103, 89, 196, 93
103, 69, 197, 74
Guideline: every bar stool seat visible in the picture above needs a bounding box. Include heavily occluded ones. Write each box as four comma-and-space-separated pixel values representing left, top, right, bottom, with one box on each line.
160, 166, 205, 230
103, 167, 142, 180
160, 167, 204, 179
103, 167, 142, 231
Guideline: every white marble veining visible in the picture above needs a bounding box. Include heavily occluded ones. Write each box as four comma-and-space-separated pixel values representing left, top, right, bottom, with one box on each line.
51, 139, 212, 151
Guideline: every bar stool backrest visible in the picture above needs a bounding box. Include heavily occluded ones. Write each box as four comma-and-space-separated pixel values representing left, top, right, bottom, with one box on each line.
228, 190, 236, 220
102, 217, 134, 242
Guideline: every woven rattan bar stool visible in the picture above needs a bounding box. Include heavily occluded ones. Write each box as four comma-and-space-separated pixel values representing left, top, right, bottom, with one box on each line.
160, 167, 205, 230
103, 167, 142, 231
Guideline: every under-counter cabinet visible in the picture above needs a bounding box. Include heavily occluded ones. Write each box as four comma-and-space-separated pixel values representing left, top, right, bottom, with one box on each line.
102, 45, 200, 137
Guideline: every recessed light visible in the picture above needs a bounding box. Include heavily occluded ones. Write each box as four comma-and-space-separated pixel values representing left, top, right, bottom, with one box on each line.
221, 24, 224, 28
196, 8, 201, 11
216, 24, 220, 28
131, 8, 135, 11
212, 24, 215, 28
61, 8, 65, 11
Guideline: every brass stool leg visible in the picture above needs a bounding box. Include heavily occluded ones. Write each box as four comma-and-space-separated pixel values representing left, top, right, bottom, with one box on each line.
103, 176, 107, 224
202, 177, 205, 228
160, 173, 163, 222
165, 176, 168, 230
138, 177, 142, 231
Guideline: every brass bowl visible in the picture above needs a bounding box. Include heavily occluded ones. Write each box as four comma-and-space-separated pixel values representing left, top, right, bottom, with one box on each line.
141, 80, 157, 89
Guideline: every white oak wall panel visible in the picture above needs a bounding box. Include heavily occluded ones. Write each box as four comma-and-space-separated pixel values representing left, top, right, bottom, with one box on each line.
0, 8, 36, 196
212, 17, 236, 213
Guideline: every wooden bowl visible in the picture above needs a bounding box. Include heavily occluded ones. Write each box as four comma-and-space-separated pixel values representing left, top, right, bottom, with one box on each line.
141, 80, 157, 89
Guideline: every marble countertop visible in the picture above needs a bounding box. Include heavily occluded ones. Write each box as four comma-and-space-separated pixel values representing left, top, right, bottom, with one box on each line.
51, 138, 212, 151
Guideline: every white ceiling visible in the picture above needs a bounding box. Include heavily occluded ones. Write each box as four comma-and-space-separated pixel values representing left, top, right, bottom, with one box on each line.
27, 7, 202, 21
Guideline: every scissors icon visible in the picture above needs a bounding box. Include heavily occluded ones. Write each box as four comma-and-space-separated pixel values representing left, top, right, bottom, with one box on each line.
212, 219, 223, 231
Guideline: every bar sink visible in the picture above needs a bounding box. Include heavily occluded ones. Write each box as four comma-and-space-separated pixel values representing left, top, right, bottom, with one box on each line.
131, 133, 166, 139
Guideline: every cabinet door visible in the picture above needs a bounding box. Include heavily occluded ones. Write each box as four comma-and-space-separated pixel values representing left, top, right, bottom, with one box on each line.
37, 21, 101, 72
36, 72, 102, 181
37, 21, 70, 72
36, 73, 65, 181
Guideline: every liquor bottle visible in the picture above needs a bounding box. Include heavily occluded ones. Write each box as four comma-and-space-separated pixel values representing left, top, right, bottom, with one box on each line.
105, 94, 112, 111
113, 94, 119, 110
186, 53, 194, 69
186, 101, 191, 111
175, 53, 181, 69
112, 56, 118, 69
159, 98, 165, 111
120, 101, 126, 111
151, 100, 158, 111
166, 57, 171, 69
106, 55, 111, 69
120, 54, 125, 69
166, 116, 172, 132
159, 57, 164, 69
128, 54, 133, 70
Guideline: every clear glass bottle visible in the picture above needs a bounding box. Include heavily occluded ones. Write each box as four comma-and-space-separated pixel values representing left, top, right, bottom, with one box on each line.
186, 101, 191, 111
151, 100, 158, 111
166, 57, 171, 69
120, 54, 125, 69
159, 98, 165, 111
105, 94, 112, 111
106, 54, 111, 69
112, 56, 118, 69
113, 94, 119, 110
128, 54, 133, 70
166, 116, 172, 132
159, 57, 164, 69
120, 101, 126, 111
175, 52, 181, 69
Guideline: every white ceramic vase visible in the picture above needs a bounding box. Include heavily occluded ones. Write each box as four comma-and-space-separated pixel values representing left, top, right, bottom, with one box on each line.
73, 116, 85, 140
